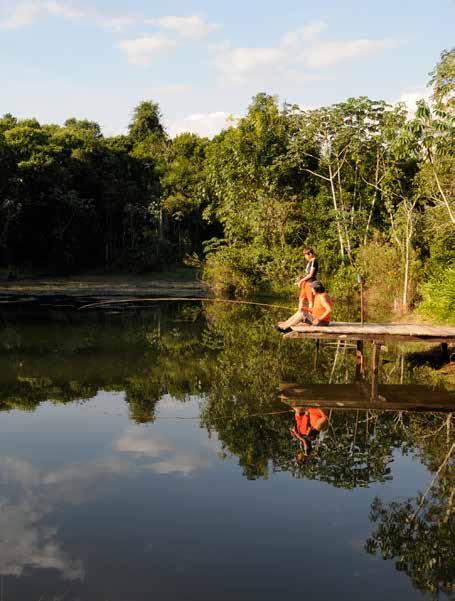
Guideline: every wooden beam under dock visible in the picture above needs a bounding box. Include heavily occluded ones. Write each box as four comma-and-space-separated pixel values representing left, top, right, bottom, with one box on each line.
279, 383, 455, 412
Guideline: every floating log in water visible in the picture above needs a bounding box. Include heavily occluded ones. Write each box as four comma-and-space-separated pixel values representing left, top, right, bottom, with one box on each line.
285, 322, 455, 343
279, 382, 455, 412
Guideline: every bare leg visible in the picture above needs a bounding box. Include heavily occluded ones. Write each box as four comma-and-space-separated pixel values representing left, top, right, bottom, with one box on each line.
278, 309, 307, 329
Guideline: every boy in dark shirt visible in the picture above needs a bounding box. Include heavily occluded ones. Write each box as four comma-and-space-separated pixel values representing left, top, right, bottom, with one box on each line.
297, 247, 318, 310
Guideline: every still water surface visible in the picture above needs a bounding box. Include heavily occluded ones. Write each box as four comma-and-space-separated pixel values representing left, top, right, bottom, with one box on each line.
0, 301, 453, 600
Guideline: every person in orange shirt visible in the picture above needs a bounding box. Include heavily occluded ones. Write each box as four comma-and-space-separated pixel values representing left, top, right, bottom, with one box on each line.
276, 281, 333, 333
290, 407, 327, 461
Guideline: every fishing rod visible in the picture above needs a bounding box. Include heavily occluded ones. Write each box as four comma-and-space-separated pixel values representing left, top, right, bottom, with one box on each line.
85, 406, 294, 420
78, 297, 295, 311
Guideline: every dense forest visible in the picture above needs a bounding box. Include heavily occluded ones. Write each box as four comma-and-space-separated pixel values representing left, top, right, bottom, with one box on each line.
0, 49, 453, 319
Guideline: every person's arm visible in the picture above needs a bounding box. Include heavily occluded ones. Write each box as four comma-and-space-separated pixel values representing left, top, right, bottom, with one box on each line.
314, 412, 328, 431
312, 295, 331, 325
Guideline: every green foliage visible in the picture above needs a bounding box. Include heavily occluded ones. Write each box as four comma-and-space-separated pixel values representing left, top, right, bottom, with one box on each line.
418, 264, 455, 324
128, 100, 165, 145
429, 47, 455, 112
203, 244, 270, 296
355, 237, 409, 306
325, 263, 358, 301
0, 50, 453, 318
0, 100, 220, 273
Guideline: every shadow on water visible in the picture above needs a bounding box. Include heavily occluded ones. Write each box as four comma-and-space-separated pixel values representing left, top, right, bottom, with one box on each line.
0, 300, 453, 600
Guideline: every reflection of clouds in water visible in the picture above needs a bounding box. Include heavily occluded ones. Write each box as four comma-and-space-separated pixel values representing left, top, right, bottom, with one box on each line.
43, 458, 128, 486
155, 393, 186, 410
115, 428, 174, 456
151, 452, 209, 475
0, 498, 84, 580
0, 457, 93, 581
114, 426, 212, 475
1, 457, 42, 490
0, 422, 213, 580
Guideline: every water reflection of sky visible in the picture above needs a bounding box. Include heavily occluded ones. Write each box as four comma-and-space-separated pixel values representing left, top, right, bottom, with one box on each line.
0, 392, 436, 601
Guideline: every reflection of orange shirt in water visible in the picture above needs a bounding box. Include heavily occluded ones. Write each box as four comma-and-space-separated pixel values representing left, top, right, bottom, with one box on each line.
295, 408, 325, 435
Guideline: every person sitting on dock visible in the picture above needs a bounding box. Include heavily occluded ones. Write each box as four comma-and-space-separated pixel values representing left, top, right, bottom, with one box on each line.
290, 407, 327, 461
276, 281, 333, 333
297, 247, 318, 310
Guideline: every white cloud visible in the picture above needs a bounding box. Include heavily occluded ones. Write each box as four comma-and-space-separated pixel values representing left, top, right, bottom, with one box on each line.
1, 0, 42, 28
146, 15, 216, 39
304, 38, 401, 68
119, 34, 177, 65
396, 88, 431, 117
214, 25, 403, 83
301, 19, 328, 41
0, 0, 136, 30
168, 111, 239, 139
44, 0, 86, 19
220, 46, 286, 78
47, 2, 137, 29
100, 14, 136, 31
146, 83, 193, 95
213, 37, 290, 82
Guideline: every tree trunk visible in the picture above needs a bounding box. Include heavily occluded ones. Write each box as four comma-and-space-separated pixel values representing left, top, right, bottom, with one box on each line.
428, 149, 455, 224
402, 230, 410, 311
364, 153, 380, 244
328, 164, 346, 260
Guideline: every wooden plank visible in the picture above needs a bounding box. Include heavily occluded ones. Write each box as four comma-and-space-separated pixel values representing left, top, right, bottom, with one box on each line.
278, 383, 455, 412
285, 321, 455, 342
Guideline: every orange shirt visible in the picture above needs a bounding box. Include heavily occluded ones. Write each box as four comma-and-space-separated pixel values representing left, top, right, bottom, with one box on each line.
311, 292, 333, 322
295, 408, 325, 436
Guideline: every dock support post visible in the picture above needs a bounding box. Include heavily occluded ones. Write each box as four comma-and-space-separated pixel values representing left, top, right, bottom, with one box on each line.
314, 339, 320, 369
371, 341, 382, 401
355, 340, 364, 381
441, 342, 449, 363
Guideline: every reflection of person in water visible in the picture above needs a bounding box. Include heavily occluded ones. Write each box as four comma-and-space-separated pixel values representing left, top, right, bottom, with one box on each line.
290, 407, 327, 463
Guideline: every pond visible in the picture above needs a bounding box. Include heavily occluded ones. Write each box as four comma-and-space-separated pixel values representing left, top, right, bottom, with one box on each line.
0, 300, 453, 601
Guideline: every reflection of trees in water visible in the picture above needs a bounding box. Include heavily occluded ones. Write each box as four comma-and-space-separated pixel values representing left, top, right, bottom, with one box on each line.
366, 421, 454, 599
201, 306, 455, 597
201, 305, 401, 483
0, 305, 211, 421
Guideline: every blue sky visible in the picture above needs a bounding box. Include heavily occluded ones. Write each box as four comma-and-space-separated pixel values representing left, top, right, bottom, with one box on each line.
1, 0, 454, 137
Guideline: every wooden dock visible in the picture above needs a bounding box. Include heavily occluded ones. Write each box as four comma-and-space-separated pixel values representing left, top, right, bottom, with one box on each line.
281, 321, 454, 407
285, 322, 455, 343
279, 383, 455, 412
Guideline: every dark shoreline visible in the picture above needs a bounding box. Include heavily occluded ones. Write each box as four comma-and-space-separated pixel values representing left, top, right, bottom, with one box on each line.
0, 273, 206, 305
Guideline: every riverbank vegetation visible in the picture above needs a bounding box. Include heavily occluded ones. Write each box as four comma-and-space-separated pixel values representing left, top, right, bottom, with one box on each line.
0, 49, 453, 319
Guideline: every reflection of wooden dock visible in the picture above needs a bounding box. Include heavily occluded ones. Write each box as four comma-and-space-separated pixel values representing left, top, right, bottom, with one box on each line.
279, 383, 455, 412
285, 322, 455, 343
